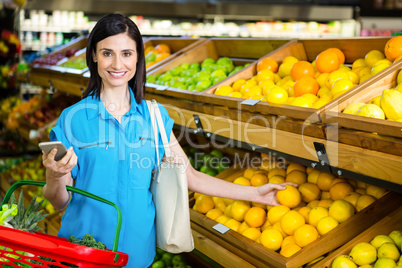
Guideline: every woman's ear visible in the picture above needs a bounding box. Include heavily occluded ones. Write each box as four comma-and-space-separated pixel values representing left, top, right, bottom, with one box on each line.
92, 50, 97, 63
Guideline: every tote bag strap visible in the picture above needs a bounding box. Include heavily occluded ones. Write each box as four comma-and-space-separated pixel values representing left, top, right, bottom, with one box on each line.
146, 100, 159, 165
150, 100, 172, 160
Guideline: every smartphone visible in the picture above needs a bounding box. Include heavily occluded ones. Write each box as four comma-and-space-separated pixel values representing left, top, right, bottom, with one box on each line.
39, 141, 68, 161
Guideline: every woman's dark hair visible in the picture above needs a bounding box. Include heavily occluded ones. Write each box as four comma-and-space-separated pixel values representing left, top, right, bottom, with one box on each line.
83, 13, 146, 104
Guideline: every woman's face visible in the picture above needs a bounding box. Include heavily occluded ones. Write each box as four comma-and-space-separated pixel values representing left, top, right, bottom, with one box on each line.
93, 32, 138, 90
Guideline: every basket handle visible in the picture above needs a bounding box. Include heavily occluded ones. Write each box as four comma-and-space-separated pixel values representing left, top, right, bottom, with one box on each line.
1, 180, 122, 263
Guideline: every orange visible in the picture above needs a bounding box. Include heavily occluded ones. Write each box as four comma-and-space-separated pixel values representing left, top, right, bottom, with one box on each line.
309, 206, 329, 227
294, 224, 319, 247
286, 162, 306, 174
326, 48, 346, 64
155, 52, 170, 62
206, 208, 224, 220
195, 195, 215, 214
272, 221, 288, 238
268, 168, 286, 179
365, 184, 388, 199
257, 57, 279, 73
307, 170, 322, 184
213, 197, 227, 212
244, 207, 267, 228
282, 235, 297, 248
243, 168, 259, 179
317, 199, 333, 209
242, 227, 262, 241
307, 200, 320, 209
224, 218, 242, 232
269, 175, 286, 184
277, 185, 302, 208
154, 43, 171, 54
280, 243, 302, 257
343, 192, 361, 208
316, 216, 339, 235
280, 210, 306, 236
233, 176, 251, 186
293, 76, 319, 97
238, 221, 250, 234
321, 191, 331, 200
232, 79, 247, 92
329, 182, 355, 200
215, 215, 231, 225
356, 194, 376, 212
250, 173, 268, 187
298, 182, 321, 203
316, 172, 336, 191
328, 199, 355, 223
224, 204, 233, 217
355, 188, 367, 195
330, 178, 347, 188
231, 200, 251, 221
144, 45, 155, 55
297, 206, 311, 223
267, 205, 291, 225
260, 229, 283, 251
286, 170, 307, 185
384, 36, 402, 61
291, 61, 316, 81
315, 50, 340, 73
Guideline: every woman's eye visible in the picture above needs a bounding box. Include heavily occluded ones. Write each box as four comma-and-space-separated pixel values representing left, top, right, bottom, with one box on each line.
102, 51, 112, 57
123, 52, 132, 57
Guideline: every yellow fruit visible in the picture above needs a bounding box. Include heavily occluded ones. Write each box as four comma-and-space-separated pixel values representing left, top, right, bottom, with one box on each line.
370, 96, 382, 107
317, 199, 333, 209
233, 176, 251, 186
282, 235, 297, 248
273, 221, 288, 238
307, 200, 320, 209
303, 93, 319, 104
280, 243, 302, 257
224, 218, 242, 232
298, 206, 311, 223
231, 200, 251, 221
357, 104, 385, 119
238, 221, 250, 234
374, 257, 397, 267
260, 228, 283, 251
232, 79, 247, 92
371, 62, 391, 75
286, 170, 307, 185
215, 215, 231, 225
267, 205, 291, 225
326, 70, 349, 89
317, 172, 336, 191
317, 216, 339, 235
228, 91, 243, 98
286, 162, 306, 174
360, 73, 372, 83
224, 204, 233, 217
243, 85, 262, 98
309, 206, 329, 227
356, 194, 376, 212
316, 73, 329, 88
365, 49, 386, 67
331, 79, 354, 96
330, 182, 355, 200
344, 192, 361, 208
269, 175, 286, 184
389, 230, 402, 251
329, 199, 355, 223
215, 85, 233, 96
350, 242, 378, 266
265, 86, 289, 105
277, 185, 302, 208
398, 70, 402, 84
268, 168, 286, 179
343, 102, 366, 115
280, 210, 305, 236
356, 188, 367, 195
242, 227, 261, 241
298, 182, 321, 203
332, 255, 358, 268
366, 184, 388, 199
222, 197, 234, 206
294, 224, 318, 247
371, 235, 396, 249
290, 96, 313, 108
352, 58, 367, 70
244, 207, 267, 228
206, 208, 224, 220
243, 168, 259, 179
250, 173, 268, 187
307, 170, 322, 184
346, 70, 360, 84
195, 195, 215, 214
261, 218, 271, 231
321, 191, 331, 200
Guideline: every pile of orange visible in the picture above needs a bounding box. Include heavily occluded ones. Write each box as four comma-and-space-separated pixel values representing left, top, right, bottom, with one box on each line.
213, 37, 402, 109
192, 158, 388, 258
144, 43, 171, 68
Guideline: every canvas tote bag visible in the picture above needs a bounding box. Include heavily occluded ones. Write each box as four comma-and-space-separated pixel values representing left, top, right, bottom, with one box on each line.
146, 100, 194, 253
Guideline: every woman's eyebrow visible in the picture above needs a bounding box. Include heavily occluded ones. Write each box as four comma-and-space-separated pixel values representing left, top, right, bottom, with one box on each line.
99, 48, 135, 52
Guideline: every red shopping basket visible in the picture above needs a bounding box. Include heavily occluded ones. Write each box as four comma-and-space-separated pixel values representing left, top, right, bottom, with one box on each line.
0, 180, 129, 268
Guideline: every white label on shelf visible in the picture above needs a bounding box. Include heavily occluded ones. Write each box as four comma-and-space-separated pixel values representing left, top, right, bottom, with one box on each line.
212, 223, 230, 234
241, 99, 260, 106
156, 85, 168, 91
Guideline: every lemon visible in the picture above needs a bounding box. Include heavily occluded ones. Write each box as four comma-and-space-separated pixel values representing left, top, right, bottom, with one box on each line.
290, 96, 313, 108
228, 91, 243, 98
349, 242, 378, 266
389, 230, 402, 251
214, 85, 233, 96
378, 243, 401, 261
370, 96, 382, 106
373, 59, 393, 67
278, 62, 295, 78
326, 70, 349, 89
352, 58, 367, 70
380, 89, 402, 120
331, 79, 354, 96
317, 86, 331, 98
243, 85, 262, 98
357, 104, 385, 119
316, 73, 329, 87
374, 257, 397, 268
265, 86, 289, 104
365, 50, 386, 67
332, 255, 358, 268
371, 235, 396, 249
343, 102, 366, 115
360, 74, 373, 83
260, 228, 283, 251
312, 98, 331, 108
256, 69, 276, 82
316, 216, 339, 235
346, 70, 360, 84
372, 63, 391, 75
397, 70, 402, 85
329, 199, 355, 223
283, 56, 299, 64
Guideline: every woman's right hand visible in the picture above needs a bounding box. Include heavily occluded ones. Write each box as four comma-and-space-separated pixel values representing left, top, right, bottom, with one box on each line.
42, 146, 77, 181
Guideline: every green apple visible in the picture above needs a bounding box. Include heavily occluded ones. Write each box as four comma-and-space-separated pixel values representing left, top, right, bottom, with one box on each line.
170, 66, 183, 76
216, 56, 232, 65
212, 76, 226, 84
145, 53, 156, 63
210, 149, 224, 159
201, 58, 215, 68
195, 79, 212, 91
159, 73, 173, 82
187, 84, 196, 91
189, 62, 201, 71
211, 69, 227, 78
194, 71, 211, 82
184, 69, 197, 77
201, 64, 214, 73
371, 235, 395, 249
180, 62, 190, 70
146, 75, 156, 83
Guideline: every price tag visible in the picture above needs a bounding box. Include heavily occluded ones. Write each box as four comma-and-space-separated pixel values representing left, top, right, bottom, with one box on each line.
156, 85, 168, 91
212, 223, 230, 234
241, 99, 260, 106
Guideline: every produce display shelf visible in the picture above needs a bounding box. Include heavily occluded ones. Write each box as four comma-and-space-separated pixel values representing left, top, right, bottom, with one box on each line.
188, 166, 402, 268
311, 205, 402, 268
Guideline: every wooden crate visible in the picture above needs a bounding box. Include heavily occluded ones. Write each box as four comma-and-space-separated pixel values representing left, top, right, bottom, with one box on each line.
145, 38, 292, 99
311, 205, 402, 268
189, 168, 402, 268
322, 61, 402, 139
144, 37, 206, 72
198, 37, 393, 122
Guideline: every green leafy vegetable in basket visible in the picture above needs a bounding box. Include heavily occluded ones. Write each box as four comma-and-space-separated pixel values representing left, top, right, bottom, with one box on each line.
68, 233, 107, 250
